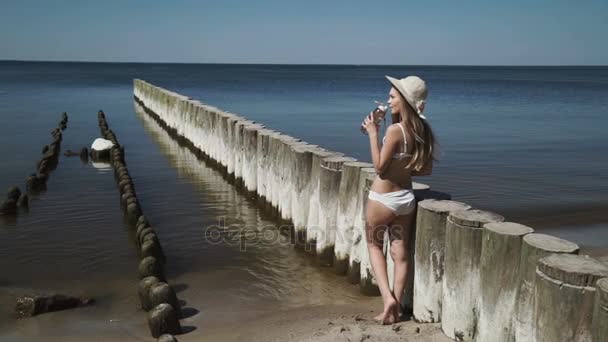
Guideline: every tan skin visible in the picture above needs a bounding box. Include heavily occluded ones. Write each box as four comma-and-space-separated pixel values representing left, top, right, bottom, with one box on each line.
362, 87, 433, 324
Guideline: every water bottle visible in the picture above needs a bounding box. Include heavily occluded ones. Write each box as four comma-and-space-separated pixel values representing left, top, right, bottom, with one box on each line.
360, 102, 388, 134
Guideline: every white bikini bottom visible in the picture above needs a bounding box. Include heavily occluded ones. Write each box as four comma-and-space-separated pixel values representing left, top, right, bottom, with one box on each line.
368, 189, 416, 216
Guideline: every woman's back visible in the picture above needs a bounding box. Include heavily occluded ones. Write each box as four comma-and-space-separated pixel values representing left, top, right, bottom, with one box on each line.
372, 122, 414, 193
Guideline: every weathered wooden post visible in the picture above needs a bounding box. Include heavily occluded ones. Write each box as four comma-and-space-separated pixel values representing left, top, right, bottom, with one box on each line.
592, 278, 608, 342
148, 303, 182, 338
441, 209, 504, 341
346, 167, 376, 284
289, 144, 316, 248
305, 148, 343, 254
514, 233, 580, 341
413, 199, 471, 323
534, 254, 608, 342
333, 161, 373, 275
359, 171, 381, 295
476, 222, 534, 342
316, 156, 356, 266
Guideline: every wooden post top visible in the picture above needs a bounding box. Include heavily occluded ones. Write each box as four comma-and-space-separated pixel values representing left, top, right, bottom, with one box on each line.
484, 222, 534, 236
523, 233, 580, 253
418, 199, 471, 213
448, 209, 504, 228
538, 254, 608, 287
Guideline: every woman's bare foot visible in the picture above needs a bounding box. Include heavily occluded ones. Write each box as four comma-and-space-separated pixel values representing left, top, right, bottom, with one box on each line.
373, 297, 399, 325
393, 303, 401, 323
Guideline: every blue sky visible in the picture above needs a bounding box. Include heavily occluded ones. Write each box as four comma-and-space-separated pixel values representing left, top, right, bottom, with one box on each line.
1, 0, 607, 65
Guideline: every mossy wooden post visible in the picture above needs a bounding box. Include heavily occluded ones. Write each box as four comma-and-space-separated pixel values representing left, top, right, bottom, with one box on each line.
592, 278, 608, 342
441, 209, 504, 341
413, 199, 471, 323
148, 303, 182, 338
514, 233, 580, 341
477, 222, 534, 342
534, 254, 608, 342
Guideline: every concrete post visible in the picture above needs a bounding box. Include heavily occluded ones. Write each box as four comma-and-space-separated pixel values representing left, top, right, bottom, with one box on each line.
305, 148, 343, 254
413, 199, 471, 323
442, 209, 504, 341
333, 161, 373, 275
514, 233, 580, 342
535, 254, 608, 342
592, 278, 608, 342
477, 222, 534, 342
316, 156, 357, 266
347, 167, 377, 284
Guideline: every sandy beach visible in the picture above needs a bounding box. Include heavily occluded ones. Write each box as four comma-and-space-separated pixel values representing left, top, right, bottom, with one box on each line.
1, 288, 449, 342
202, 301, 450, 342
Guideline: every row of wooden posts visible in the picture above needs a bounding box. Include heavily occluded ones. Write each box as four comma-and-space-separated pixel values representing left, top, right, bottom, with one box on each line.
96, 111, 180, 342
133, 79, 608, 341
1, 112, 69, 217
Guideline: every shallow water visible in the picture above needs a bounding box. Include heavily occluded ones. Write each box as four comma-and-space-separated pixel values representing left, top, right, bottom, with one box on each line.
0, 62, 607, 339
0, 98, 366, 340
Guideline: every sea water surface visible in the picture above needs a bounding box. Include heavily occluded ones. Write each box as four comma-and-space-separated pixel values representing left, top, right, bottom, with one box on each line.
0, 62, 607, 339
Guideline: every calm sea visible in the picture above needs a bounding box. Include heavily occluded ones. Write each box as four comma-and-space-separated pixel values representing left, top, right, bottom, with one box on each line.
0, 61, 607, 338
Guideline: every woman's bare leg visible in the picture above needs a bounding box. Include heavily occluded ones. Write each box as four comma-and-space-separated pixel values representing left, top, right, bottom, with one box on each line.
365, 199, 398, 324
389, 212, 415, 312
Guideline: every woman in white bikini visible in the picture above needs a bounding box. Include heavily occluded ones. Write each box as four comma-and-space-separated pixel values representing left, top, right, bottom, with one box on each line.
362, 75, 435, 324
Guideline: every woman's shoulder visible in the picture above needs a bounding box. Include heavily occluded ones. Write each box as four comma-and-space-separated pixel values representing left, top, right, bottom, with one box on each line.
385, 123, 404, 137
386, 123, 402, 132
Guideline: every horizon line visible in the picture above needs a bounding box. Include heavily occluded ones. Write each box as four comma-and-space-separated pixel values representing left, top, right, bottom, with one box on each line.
1, 59, 606, 68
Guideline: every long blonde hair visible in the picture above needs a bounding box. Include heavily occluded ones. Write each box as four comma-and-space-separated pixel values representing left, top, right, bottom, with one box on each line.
395, 90, 436, 171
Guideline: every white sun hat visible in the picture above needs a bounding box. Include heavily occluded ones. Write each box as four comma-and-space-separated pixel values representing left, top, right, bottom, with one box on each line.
385, 75, 428, 119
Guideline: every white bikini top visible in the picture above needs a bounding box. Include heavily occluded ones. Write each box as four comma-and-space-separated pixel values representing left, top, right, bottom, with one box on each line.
382, 124, 411, 160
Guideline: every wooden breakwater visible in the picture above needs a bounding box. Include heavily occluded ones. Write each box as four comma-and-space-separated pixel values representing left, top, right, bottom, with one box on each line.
133, 79, 608, 341
97, 111, 181, 340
